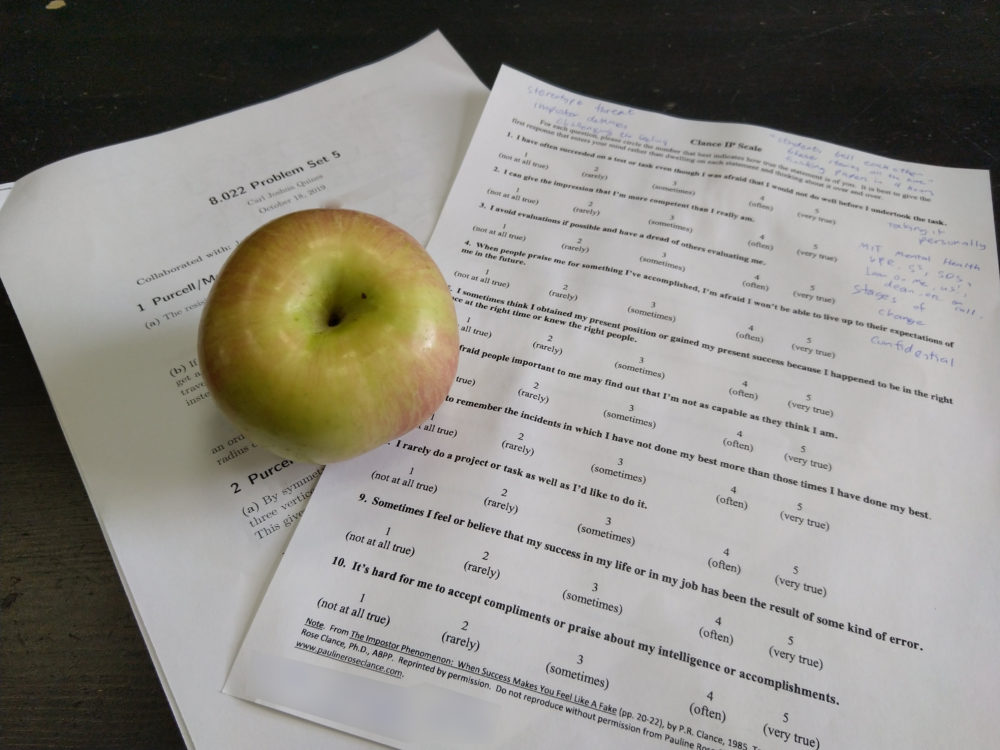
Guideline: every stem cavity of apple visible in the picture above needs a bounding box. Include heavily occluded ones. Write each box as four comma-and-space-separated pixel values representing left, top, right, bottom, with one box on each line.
327, 291, 367, 328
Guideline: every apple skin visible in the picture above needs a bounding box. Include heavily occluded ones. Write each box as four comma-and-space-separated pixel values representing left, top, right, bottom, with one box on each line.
197, 208, 459, 465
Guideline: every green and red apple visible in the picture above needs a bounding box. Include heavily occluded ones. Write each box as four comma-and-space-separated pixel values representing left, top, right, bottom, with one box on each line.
198, 208, 458, 464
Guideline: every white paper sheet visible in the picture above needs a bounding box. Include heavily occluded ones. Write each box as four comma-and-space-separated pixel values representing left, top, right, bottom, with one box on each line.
226, 66, 1000, 748
0, 33, 487, 749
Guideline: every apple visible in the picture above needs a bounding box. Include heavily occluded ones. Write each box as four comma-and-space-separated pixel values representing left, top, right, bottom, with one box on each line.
197, 208, 459, 464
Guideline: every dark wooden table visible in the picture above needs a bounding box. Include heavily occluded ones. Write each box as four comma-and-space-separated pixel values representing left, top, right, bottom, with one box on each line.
2, 2, 997, 747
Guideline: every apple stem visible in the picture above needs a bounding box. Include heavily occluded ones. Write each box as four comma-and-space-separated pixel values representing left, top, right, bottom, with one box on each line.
328, 292, 366, 327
